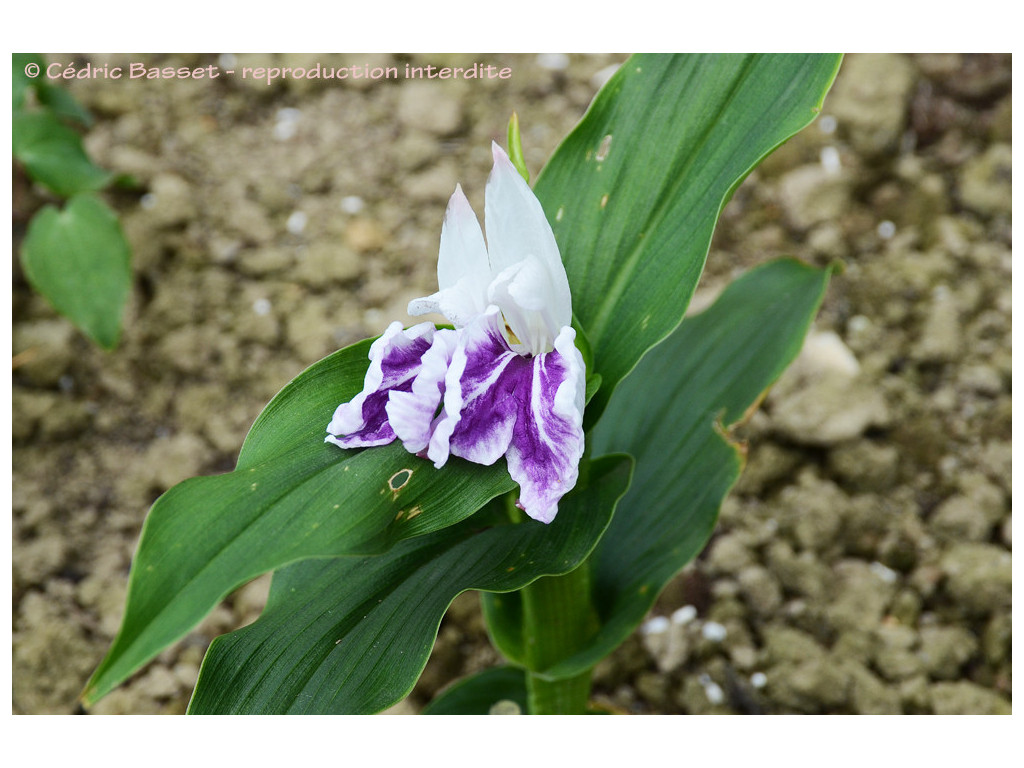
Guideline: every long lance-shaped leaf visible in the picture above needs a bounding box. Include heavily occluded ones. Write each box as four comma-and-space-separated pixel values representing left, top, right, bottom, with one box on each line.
81, 339, 516, 707
535, 53, 842, 421
488, 258, 834, 678
187, 454, 632, 714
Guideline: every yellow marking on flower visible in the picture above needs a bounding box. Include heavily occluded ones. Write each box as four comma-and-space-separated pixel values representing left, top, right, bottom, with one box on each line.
503, 318, 521, 346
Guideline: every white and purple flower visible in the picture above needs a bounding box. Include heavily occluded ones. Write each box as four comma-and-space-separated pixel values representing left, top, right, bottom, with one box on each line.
326, 142, 585, 524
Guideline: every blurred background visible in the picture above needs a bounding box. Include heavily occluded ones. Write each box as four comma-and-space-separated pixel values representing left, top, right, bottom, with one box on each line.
12, 53, 1011, 714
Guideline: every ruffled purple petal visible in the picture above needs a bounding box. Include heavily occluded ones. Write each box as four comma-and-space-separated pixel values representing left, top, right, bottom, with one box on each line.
387, 328, 458, 456
505, 325, 586, 524
435, 308, 520, 467
435, 309, 585, 523
325, 321, 436, 449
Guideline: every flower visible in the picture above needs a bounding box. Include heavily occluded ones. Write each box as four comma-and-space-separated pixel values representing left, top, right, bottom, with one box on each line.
327, 142, 585, 523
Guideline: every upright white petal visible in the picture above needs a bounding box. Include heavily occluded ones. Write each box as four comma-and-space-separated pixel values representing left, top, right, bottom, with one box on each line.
408, 184, 490, 328
483, 142, 572, 343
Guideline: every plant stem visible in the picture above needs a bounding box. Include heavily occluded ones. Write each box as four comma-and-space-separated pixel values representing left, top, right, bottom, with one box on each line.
520, 562, 598, 714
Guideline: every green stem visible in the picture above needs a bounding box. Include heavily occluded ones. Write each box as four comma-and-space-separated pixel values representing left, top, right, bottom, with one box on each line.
520, 562, 598, 714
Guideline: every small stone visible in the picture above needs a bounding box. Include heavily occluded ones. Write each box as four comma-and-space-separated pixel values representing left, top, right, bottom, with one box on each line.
898, 675, 932, 714
737, 565, 783, 616
762, 625, 828, 665
12, 320, 76, 387
958, 143, 1011, 217
405, 161, 460, 202
765, 541, 834, 599
981, 613, 1011, 666
701, 621, 728, 642
913, 286, 962, 362
930, 681, 1011, 715
957, 364, 1004, 396
235, 246, 295, 277
846, 659, 902, 714
917, 625, 978, 680
294, 241, 362, 284
940, 543, 1012, 615
705, 533, 754, 575
827, 53, 916, 158
138, 432, 210, 494
634, 672, 672, 709
777, 164, 852, 231
827, 560, 898, 633
344, 218, 388, 253
135, 666, 181, 699
774, 473, 844, 552
827, 440, 900, 492
769, 335, 889, 446
930, 494, 994, 542
397, 81, 464, 136
768, 656, 850, 712
144, 173, 196, 228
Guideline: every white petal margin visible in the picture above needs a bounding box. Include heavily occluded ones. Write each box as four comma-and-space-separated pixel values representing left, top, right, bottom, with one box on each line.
325, 321, 435, 448
505, 325, 586, 523
386, 328, 459, 456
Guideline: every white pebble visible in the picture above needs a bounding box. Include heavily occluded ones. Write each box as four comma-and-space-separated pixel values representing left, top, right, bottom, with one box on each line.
870, 561, 899, 584
218, 53, 237, 70
698, 673, 725, 705
253, 298, 272, 316
641, 616, 670, 635
818, 115, 837, 134
536, 52, 569, 71
702, 621, 728, 642
286, 211, 307, 235
273, 108, 302, 141
820, 145, 842, 176
750, 672, 768, 689
671, 605, 698, 625
140, 193, 156, 210
340, 195, 365, 214
877, 220, 897, 239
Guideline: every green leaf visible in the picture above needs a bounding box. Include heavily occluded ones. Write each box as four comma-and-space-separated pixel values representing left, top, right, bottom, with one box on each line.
81, 342, 518, 708
422, 666, 528, 715
185, 454, 632, 714
542, 258, 835, 678
13, 53, 45, 112
36, 80, 95, 127
19, 194, 131, 349
535, 53, 842, 420
13, 110, 111, 196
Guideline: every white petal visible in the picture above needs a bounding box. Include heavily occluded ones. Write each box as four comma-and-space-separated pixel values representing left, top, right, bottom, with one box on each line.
484, 142, 571, 330
409, 184, 491, 327
438, 184, 490, 293
488, 256, 563, 355
387, 328, 459, 454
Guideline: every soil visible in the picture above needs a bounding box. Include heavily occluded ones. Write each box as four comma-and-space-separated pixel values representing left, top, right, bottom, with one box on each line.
12, 53, 1011, 715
